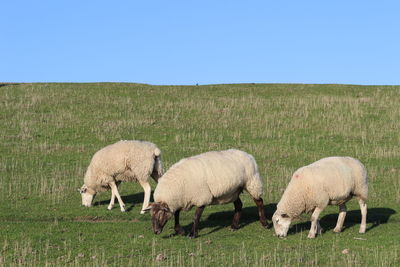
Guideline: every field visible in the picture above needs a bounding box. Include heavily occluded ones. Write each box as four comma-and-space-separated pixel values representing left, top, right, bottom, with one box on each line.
0, 83, 399, 266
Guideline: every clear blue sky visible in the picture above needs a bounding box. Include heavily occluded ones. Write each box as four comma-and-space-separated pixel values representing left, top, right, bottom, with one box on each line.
1, 1, 399, 85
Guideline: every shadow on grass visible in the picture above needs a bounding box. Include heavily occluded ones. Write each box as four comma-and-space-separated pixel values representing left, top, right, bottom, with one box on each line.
162, 205, 395, 238
288, 207, 396, 236
94, 192, 396, 238
93, 192, 148, 212
162, 203, 277, 239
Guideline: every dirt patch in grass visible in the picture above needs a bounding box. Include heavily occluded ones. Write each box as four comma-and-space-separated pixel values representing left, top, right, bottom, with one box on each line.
73, 216, 140, 223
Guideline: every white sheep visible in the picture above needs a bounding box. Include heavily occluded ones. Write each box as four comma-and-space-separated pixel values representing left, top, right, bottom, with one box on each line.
78, 140, 163, 214
144, 149, 270, 238
272, 156, 368, 238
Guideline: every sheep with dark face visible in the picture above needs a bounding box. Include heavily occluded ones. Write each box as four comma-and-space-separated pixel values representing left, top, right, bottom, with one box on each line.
273, 156, 368, 238
145, 149, 270, 238
78, 140, 163, 214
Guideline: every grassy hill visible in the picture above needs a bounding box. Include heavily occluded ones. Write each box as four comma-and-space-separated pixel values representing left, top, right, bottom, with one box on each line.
0, 83, 399, 266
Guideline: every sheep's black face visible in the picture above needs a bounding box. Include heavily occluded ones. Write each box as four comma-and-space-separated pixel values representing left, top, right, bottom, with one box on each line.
149, 203, 172, 235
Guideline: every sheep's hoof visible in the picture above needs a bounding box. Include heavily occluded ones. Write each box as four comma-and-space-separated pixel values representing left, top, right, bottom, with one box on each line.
107, 206, 113, 211
175, 226, 185, 236
120, 208, 126, 212
176, 230, 185, 236
140, 210, 146, 214
187, 232, 197, 239
264, 223, 273, 229
307, 233, 316, 239
230, 225, 239, 231
359, 227, 366, 234
333, 227, 342, 233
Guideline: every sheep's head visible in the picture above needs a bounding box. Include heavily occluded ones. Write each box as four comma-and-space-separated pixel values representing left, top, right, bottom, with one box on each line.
144, 202, 173, 235
78, 184, 96, 207
272, 210, 292, 237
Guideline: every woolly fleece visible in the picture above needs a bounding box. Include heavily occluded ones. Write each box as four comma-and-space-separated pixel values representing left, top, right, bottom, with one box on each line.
153, 149, 263, 212
84, 140, 162, 193
277, 156, 368, 218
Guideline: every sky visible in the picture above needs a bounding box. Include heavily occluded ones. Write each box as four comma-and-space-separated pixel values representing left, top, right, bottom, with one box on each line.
1, 1, 399, 85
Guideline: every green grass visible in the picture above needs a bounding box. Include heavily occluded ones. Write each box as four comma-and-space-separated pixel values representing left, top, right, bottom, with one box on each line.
0, 82, 399, 266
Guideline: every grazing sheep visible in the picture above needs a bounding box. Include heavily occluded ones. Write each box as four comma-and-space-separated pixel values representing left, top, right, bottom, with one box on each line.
78, 140, 163, 214
144, 149, 270, 238
272, 156, 368, 238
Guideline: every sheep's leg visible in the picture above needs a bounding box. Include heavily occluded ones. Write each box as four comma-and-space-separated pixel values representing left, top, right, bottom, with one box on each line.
316, 220, 323, 235
107, 189, 116, 210
253, 197, 269, 228
188, 206, 205, 238
109, 181, 126, 212
333, 204, 347, 233
139, 180, 152, 214
358, 199, 367, 233
308, 207, 323, 238
230, 198, 243, 230
174, 210, 185, 235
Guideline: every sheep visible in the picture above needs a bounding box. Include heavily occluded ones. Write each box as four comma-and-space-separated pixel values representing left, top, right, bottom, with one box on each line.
272, 156, 368, 238
144, 149, 270, 238
78, 140, 163, 214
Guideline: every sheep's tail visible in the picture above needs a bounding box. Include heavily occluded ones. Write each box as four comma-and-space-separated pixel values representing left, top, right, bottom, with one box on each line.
243, 153, 264, 200
152, 147, 163, 182
246, 171, 264, 200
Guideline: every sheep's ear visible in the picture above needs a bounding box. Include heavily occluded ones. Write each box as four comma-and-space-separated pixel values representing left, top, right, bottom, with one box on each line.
160, 203, 171, 212
281, 213, 289, 218
78, 187, 87, 194
162, 206, 170, 212
142, 204, 154, 212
